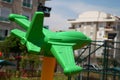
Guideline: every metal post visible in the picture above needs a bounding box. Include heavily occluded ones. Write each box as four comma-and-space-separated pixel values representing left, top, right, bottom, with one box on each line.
102, 40, 107, 80
113, 60, 117, 80
106, 41, 109, 80
87, 44, 91, 80
68, 76, 71, 80
41, 57, 56, 80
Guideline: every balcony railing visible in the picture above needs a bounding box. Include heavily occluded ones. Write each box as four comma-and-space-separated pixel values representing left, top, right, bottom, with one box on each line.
22, 2, 32, 8
0, 16, 9, 22
105, 26, 116, 32
2, 0, 13, 3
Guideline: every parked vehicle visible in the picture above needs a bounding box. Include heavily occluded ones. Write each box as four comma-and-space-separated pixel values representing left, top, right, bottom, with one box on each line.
83, 64, 101, 71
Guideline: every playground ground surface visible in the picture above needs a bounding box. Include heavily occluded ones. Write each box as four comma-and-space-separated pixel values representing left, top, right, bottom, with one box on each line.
0, 73, 68, 80
0, 71, 120, 80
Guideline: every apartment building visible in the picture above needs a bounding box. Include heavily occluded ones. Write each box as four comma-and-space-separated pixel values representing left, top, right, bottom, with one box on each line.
0, 0, 48, 40
68, 11, 120, 58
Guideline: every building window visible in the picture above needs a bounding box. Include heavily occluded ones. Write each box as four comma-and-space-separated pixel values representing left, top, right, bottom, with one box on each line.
0, 29, 8, 40
22, 12, 31, 20
2, 0, 13, 3
86, 22, 91, 25
75, 24, 80, 28
0, 7, 11, 22
22, 0, 32, 8
90, 32, 93, 36
98, 22, 106, 28
72, 25, 75, 29
79, 25, 81, 28
99, 32, 102, 36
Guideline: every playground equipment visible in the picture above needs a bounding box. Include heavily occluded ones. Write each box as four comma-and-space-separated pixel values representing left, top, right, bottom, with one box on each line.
0, 60, 15, 69
74, 40, 120, 80
9, 12, 91, 80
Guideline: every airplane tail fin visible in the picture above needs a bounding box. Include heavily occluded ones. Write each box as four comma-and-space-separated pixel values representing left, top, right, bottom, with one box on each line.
25, 12, 44, 53
9, 12, 45, 54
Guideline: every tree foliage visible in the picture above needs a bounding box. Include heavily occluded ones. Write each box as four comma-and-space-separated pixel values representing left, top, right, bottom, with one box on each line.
0, 35, 42, 72
0, 35, 27, 58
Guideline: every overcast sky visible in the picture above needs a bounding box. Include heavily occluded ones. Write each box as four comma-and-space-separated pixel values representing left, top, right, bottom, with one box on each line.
44, 0, 120, 31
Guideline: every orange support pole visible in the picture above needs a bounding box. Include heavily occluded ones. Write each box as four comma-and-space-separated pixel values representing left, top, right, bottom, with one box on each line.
41, 57, 56, 80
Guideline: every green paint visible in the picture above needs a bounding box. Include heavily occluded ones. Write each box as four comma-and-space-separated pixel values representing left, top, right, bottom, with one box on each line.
9, 12, 91, 75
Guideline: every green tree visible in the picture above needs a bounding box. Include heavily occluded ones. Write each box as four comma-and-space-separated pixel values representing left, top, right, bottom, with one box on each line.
0, 35, 42, 76
0, 35, 28, 57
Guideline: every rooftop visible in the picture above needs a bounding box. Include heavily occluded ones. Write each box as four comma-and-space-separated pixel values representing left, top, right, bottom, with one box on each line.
68, 11, 120, 23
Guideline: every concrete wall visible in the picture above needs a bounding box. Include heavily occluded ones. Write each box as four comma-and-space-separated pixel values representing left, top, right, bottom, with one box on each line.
0, 0, 45, 39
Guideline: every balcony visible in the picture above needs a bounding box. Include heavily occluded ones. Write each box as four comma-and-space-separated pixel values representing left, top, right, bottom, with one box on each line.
108, 32, 117, 39
104, 32, 117, 40
105, 26, 116, 32
0, 16, 9, 22
69, 26, 75, 29
22, 2, 32, 8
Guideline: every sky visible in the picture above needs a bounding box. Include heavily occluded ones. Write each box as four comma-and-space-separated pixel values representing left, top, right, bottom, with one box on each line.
44, 0, 120, 31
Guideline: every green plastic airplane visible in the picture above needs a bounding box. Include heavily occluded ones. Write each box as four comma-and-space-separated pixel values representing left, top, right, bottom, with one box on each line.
9, 12, 91, 75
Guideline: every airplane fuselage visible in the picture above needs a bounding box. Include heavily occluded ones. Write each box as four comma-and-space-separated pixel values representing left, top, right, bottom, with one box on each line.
43, 28, 91, 49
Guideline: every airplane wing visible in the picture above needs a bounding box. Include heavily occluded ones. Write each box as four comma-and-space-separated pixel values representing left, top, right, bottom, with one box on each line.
11, 29, 41, 53
50, 44, 82, 75
9, 14, 30, 30
11, 29, 26, 45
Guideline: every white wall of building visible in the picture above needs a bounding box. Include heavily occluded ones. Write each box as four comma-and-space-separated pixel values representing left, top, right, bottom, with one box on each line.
68, 11, 120, 58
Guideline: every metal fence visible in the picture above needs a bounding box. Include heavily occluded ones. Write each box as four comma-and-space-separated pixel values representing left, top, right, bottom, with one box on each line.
68, 40, 120, 80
